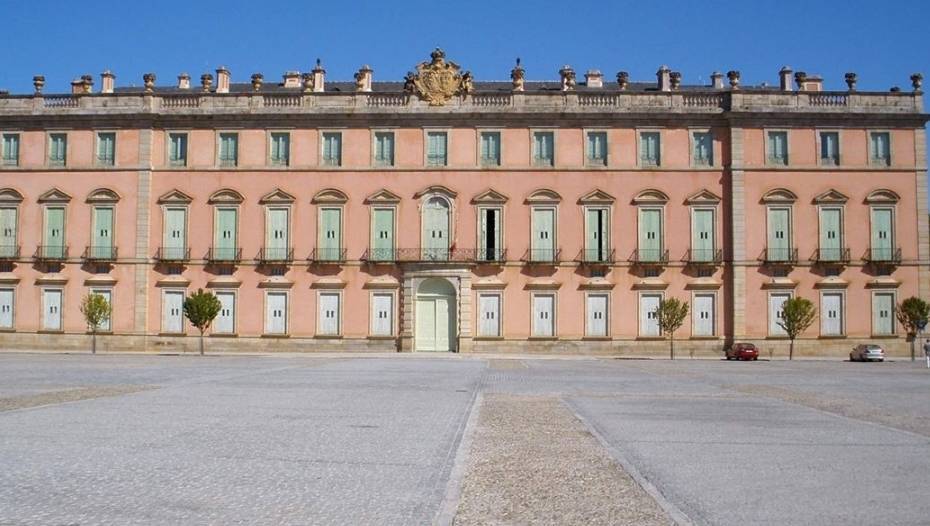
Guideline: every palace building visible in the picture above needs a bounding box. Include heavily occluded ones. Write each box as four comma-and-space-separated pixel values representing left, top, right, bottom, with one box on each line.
0, 50, 926, 356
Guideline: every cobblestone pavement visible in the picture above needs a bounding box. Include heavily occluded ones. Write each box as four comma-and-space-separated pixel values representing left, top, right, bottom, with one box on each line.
1, 354, 929, 525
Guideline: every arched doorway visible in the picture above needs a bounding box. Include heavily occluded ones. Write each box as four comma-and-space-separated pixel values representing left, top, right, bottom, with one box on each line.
416, 277, 457, 351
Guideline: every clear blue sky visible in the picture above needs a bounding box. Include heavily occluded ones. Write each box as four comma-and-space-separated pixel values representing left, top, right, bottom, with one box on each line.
1, 0, 927, 93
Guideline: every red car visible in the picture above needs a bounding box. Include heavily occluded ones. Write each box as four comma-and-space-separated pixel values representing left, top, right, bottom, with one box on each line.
726, 343, 759, 361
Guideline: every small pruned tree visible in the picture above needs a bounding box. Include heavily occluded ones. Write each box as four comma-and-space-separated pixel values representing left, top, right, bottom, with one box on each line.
80, 293, 111, 355
777, 297, 817, 360
655, 298, 689, 360
183, 289, 221, 356
896, 296, 930, 361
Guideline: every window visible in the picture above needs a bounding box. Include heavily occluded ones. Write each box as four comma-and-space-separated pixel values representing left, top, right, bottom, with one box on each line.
42, 289, 63, 331
638, 208, 663, 262
820, 131, 839, 165
478, 207, 503, 261
533, 131, 554, 167
0, 207, 17, 258
767, 131, 788, 166
90, 289, 112, 332
766, 207, 792, 261
43, 207, 65, 259
821, 292, 844, 336
162, 207, 187, 260
370, 292, 394, 336
422, 197, 451, 260
2, 134, 20, 166
322, 132, 342, 166
162, 290, 184, 333
91, 206, 114, 259
168, 133, 188, 166
584, 207, 609, 262
218, 133, 238, 167
48, 133, 67, 166
870, 132, 891, 166
317, 292, 341, 336
426, 131, 448, 167
530, 208, 556, 262
265, 292, 288, 335
214, 291, 235, 334
639, 132, 660, 166
370, 207, 395, 261
586, 294, 609, 337
265, 208, 290, 261
586, 131, 607, 166
870, 207, 895, 261
96, 132, 115, 166
0, 288, 13, 329
270, 132, 290, 166
818, 207, 843, 261
317, 207, 342, 261
477, 293, 501, 337
692, 131, 713, 166
769, 292, 791, 336
532, 293, 555, 337
213, 208, 238, 261
693, 293, 715, 337
872, 292, 895, 335
374, 132, 395, 167
691, 208, 715, 262
639, 293, 661, 337
480, 131, 501, 167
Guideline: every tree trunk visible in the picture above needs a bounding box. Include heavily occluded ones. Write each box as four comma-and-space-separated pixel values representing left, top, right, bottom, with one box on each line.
669, 333, 675, 360
911, 336, 916, 362
199, 331, 205, 356
789, 339, 794, 360
92, 330, 96, 355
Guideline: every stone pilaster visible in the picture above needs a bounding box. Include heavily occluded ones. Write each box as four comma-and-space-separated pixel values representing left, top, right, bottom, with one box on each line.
133, 129, 153, 337
915, 127, 929, 300
730, 127, 747, 338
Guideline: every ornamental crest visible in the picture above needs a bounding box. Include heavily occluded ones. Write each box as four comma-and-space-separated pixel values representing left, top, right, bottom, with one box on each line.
405, 48, 473, 106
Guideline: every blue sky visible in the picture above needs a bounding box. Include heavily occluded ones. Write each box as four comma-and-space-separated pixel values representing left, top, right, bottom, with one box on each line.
0, 0, 927, 93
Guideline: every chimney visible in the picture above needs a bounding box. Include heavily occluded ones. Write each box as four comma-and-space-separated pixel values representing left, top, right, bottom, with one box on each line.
795, 72, 822, 91
71, 79, 84, 95
354, 65, 373, 92
585, 69, 604, 88
710, 71, 724, 89
177, 73, 191, 89
656, 65, 671, 92
100, 70, 115, 94
283, 71, 301, 88
216, 67, 230, 94
779, 66, 793, 91
311, 59, 325, 92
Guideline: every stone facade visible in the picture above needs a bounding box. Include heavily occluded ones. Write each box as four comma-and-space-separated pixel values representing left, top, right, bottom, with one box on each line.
0, 52, 926, 357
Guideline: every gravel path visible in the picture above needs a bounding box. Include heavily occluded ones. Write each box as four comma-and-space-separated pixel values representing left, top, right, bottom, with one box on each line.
453, 393, 672, 525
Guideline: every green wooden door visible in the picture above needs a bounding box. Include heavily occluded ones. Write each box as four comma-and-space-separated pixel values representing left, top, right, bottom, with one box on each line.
871, 208, 893, 261
371, 208, 394, 261
423, 199, 449, 260
163, 208, 186, 260
266, 208, 288, 260
0, 208, 16, 258
44, 207, 65, 259
215, 208, 237, 261
639, 208, 661, 262
92, 207, 113, 259
819, 208, 841, 261
692, 209, 714, 262
319, 208, 341, 261
531, 208, 554, 261
767, 208, 790, 261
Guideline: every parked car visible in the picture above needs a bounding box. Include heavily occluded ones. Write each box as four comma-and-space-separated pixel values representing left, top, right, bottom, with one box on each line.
726, 343, 759, 361
850, 344, 885, 362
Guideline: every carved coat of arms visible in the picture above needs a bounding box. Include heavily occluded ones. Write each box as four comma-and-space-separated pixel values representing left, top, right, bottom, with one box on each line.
405, 48, 473, 106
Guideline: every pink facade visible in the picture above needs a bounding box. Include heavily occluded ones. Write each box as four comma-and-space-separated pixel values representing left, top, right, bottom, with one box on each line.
0, 55, 926, 356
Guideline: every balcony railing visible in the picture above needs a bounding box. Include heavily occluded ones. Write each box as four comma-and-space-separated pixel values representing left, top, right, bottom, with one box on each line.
256, 247, 294, 263
810, 247, 850, 264
759, 247, 798, 264
862, 247, 902, 264
629, 249, 669, 265
576, 248, 615, 264
475, 248, 507, 263
308, 248, 347, 263
34, 245, 68, 261
522, 248, 561, 264
682, 248, 723, 265
361, 248, 397, 263
206, 247, 241, 263
399, 248, 477, 263
0, 245, 20, 260
155, 246, 190, 262
83, 246, 117, 261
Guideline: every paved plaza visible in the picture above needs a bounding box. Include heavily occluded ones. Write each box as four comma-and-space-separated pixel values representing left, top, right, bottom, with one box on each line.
1, 353, 929, 525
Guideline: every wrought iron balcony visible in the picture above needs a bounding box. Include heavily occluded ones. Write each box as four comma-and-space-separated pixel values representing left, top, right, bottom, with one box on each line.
862, 247, 902, 264
206, 247, 241, 263
308, 248, 347, 263
0, 245, 20, 260
682, 249, 723, 265
522, 248, 561, 264
83, 246, 117, 261
474, 248, 507, 264
256, 247, 294, 263
361, 248, 397, 263
34, 245, 68, 261
155, 246, 190, 262
576, 248, 615, 264
810, 247, 850, 264
628, 249, 669, 265
759, 247, 798, 264
396, 248, 477, 263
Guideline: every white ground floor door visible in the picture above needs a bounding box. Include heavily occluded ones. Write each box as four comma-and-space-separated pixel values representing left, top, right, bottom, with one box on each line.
415, 278, 456, 352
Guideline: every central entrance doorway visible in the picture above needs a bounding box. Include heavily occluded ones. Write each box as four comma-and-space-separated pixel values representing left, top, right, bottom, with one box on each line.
416, 278, 457, 351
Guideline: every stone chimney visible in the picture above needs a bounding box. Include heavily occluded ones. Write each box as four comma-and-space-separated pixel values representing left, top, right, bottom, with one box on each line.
216, 67, 230, 93
559, 65, 576, 91
795, 72, 822, 91
779, 66, 793, 91
656, 65, 671, 92
710, 71, 724, 89
100, 71, 115, 94
311, 59, 325, 93
585, 70, 604, 88
283, 71, 301, 88
354, 65, 373, 92
71, 79, 84, 95
177, 73, 191, 89
201, 73, 213, 92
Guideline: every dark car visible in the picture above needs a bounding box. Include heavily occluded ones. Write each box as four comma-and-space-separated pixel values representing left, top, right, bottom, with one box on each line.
726, 343, 759, 361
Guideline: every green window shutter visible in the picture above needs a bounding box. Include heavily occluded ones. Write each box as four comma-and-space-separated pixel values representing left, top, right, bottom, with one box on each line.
372, 208, 394, 259
692, 209, 714, 261
0, 208, 16, 256
215, 208, 237, 259
639, 208, 662, 261
319, 208, 341, 260
819, 208, 841, 260
45, 207, 65, 258
767, 208, 790, 260
93, 207, 113, 258
531, 208, 554, 260
871, 208, 893, 260
267, 208, 288, 255
163, 208, 186, 258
